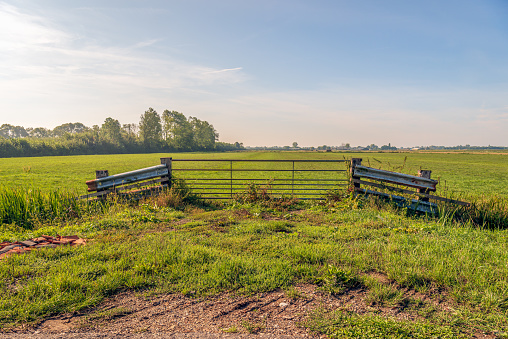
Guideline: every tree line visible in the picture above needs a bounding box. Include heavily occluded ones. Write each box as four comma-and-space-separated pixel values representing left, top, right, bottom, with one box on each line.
0, 108, 244, 158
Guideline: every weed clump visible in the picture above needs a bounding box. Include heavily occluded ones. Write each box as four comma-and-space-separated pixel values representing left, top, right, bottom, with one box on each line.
150, 178, 201, 209
306, 308, 461, 338
233, 182, 299, 211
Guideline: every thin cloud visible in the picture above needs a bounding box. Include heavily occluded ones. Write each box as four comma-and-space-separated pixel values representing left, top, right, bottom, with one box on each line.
478, 106, 508, 121
132, 38, 162, 49
204, 67, 243, 74
0, 3, 247, 126
0, 2, 68, 49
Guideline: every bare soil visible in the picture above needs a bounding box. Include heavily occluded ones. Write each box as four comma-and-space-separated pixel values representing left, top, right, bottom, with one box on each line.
0, 274, 467, 339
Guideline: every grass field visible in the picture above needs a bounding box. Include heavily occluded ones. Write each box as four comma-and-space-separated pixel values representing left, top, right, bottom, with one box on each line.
1, 193, 508, 337
1, 150, 508, 337
1, 150, 507, 197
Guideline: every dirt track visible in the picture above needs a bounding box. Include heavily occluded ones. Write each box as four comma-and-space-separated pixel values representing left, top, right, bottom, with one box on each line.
0, 279, 458, 339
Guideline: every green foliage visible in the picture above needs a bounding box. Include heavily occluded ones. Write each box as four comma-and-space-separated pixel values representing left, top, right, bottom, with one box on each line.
99, 117, 123, 147
241, 320, 265, 334
149, 178, 201, 209
320, 265, 361, 294
52, 122, 88, 136
0, 110, 243, 158
1, 151, 508, 336
438, 195, 508, 230
189, 116, 218, 150
233, 182, 299, 211
0, 124, 28, 138
1, 198, 508, 335
139, 108, 163, 150
162, 110, 192, 150
306, 309, 462, 338
0, 186, 107, 229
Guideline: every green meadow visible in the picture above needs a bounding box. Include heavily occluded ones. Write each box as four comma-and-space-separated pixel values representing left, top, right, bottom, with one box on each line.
1, 150, 508, 337
1, 151, 507, 197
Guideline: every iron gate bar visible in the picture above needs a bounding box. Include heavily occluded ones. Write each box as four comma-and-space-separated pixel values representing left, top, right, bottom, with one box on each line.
184, 183, 347, 186
189, 188, 339, 191
230, 161, 233, 197
174, 192, 332, 196
197, 198, 328, 200
173, 169, 346, 172
292, 161, 295, 195
180, 178, 348, 181
173, 189, 334, 194
172, 159, 347, 162
169, 158, 349, 200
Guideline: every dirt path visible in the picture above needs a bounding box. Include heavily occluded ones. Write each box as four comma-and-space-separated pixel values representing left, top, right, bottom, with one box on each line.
0, 279, 462, 339
1, 284, 350, 338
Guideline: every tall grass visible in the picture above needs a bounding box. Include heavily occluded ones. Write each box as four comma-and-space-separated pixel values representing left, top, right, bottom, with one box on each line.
350, 186, 508, 230
438, 194, 508, 230
0, 186, 106, 229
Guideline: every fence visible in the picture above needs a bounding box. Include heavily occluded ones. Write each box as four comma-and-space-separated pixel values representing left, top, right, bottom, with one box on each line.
79, 163, 170, 200
350, 158, 468, 213
80, 157, 468, 208
164, 157, 349, 200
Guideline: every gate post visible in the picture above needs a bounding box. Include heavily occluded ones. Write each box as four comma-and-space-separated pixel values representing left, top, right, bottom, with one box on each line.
94, 170, 109, 197
350, 158, 362, 191
95, 170, 109, 179
160, 157, 172, 188
417, 170, 431, 202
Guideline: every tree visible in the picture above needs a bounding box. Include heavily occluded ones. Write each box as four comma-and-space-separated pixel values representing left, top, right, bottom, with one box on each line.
122, 123, 138, 137
100, 117, 123, 146
189, 116, 218, 150
28, 127, 51, 138
139, 108, 162, 150
0, 124, 28, 138
122, 123, 138, 147
161, 110, 193, 150
380, 143, 397, 150
292, 142, 298, 148
52, 122, 88, 136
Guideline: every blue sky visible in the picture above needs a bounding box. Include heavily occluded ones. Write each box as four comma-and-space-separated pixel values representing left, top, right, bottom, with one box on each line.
0, 0, 507, 147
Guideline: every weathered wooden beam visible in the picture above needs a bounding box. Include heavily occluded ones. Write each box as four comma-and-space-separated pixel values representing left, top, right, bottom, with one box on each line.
353, 165, 438, 191
352, 179, 469, 206
355, 187, 438, 214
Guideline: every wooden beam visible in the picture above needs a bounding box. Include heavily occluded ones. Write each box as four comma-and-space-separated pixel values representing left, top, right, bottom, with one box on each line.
352, 179, 469, 206
353, 165, 438, 191
355, 187, 438, 214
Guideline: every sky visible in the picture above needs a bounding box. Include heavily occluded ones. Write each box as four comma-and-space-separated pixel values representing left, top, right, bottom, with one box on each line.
0, 0, 507, 147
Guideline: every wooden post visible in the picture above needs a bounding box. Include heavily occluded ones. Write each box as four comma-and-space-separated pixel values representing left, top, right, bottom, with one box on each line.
94, 170, 109, 197
160, 157, 172, 188
95, 170, 109, 179
350, 158, 362, 191
417, 170, 431, 202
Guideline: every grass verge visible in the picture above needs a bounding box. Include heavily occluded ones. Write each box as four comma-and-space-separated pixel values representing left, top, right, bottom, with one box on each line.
1, 188, 508, 337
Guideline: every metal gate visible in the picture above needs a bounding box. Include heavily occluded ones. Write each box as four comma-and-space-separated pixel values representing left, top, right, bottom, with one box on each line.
165, 158, 349, 200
